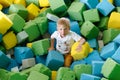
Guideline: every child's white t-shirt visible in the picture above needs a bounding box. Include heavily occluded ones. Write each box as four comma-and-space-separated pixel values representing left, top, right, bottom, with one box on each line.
51, 30, 82, 54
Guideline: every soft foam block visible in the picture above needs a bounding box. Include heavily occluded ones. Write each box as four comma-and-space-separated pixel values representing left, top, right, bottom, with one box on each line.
87, 38, 98, 49
92, 61, 104, 77
73, 64, 92, 80
39, 0, 50, 7
0, 0, 13, 7
23, 21, 40, 42
113, 33, 120, 44
80, 73, 101, 80
9, 4, 28, 20
27, 3, 40, 20
13, 0, 26, 7
84, 50, 103, 64
103, 28, 120, 44
83, 9, 100, 22
7, 59, 18, 71
81, 21, 99, 39
46, 13, 59, 22
0, 11, 13, 34
48, 0, 67, 13
14, 47, 34, 64
0, 4, 3, 10
26, 0, 39, 7
0, 51, 11, 69
8, 13, 25, 33
101, 58, 120, 80
35, 55, 46, 65
46, 50, 64, 70
71, 42, 93, 60
32, 38, 50, 56
67, 2, 86, 21
2, 31, 17, 50
0, 33, 2, 42
56, 67, 75, 80
96, 0, 115, 16
27, 71, 49, 80
108, 12, 120, 29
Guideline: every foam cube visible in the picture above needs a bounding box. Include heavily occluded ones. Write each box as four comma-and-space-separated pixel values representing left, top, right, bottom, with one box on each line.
101, 58, 120, 80
81, 21, 99, 39
0, 0, 13, 7
32, 38, 50, 56
0, 4, 3, 10
85, 50, 103, 64
27, 71, 49, 80
13, 0, 26, 7
73, 64, 92, 80
0, 11, 13, 34
46, 50, 64, 70
22, 58, 36, 69
9, 4, 28, 20
0, 45, 5, 53
27, 3, 40, 20
26, 0, 39, 7
7, 59, 18, 71
0, 33, 2, 42
87, 38, 98, 49
113, 33, 120, 44
98, 40, 104, 50
100, 42, 118, 60
33, 17, 48, 35
14, 47, 34, 64
103, 28, 120, 44
108, 12, 120, 29
96, 0, 115, 16
98, 16, 109, 31
101, 78, 108, 80
16, 31, 28, 44
83, 9, 100, 22
80, 73, 101, 80
112, 46, 120, 63
56, 67, 75, 80
48, 21, 56, 35
35, 55, 47, 65
92, 61, 104, 77
0, 69, 10, 80
46, 13, 59, 22
39, 0, 50, 7
8, 13, 25, 33
71, 42, 93, 60
48, 0, 67, 13
116, 7, 120, 13
51, 71, 57, 80
0, 51, 11, 69
3, 31, 17, 50
114, 0, 120, 6
11, 66, 19, 72
67, 2, 86, 21
26, 43, 32, 48
23, 21, 40, 42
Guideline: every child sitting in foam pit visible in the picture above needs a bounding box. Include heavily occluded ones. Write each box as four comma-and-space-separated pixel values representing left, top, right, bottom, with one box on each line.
49, 17, 86, 67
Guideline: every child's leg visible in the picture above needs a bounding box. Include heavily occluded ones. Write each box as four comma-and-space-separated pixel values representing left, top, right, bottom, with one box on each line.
64, 53, 73, 67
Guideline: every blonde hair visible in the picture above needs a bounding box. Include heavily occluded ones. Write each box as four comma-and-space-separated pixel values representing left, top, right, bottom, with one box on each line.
57, 17, 70, 28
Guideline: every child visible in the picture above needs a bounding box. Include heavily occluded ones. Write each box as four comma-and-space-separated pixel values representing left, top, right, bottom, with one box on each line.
49, 17, 86, 67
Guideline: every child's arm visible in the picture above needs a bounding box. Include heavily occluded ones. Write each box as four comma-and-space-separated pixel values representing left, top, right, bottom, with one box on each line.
49, 38, 55, 51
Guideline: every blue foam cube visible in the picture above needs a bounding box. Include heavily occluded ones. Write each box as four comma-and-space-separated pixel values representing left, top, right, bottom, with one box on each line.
46, 50, 64, 70
35, 55, 47, 65
114, 0, 120, 6
87, 38, 98, 49
7, 59, 18, 71
113, 34, 120, 44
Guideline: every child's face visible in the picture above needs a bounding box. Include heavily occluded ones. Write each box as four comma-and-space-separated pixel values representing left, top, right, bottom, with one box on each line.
57, 24, 70, 37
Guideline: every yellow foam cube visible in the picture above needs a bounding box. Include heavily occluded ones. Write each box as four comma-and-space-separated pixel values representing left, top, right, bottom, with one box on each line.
108, 12, 120, 29
51, 71, 57, 80
0, 4, 3, 10
40, 7, 47, 13
14, 0, 26, 7
27, 3, 40, 20
3, 31, 17, 50
0, 11, 13, 34
100, 0, 113, 4
0, 0, 13, 7
39, 0, 50, 7
71, 42, 93, 60
26, 43, 32, 48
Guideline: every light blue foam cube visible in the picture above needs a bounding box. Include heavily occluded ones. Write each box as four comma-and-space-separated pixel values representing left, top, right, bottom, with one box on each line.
113, 34, 120, 44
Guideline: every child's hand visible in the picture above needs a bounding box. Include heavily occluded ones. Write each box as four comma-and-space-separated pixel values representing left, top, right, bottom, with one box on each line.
76, 45, 82, 52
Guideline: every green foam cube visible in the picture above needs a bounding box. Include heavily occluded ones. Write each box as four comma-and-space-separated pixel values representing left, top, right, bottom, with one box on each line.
32, 38, 50, 56
98, 16, 109, 31
67, 2, 86, 21
8, 13, 25, 33
83, 9, 100, 22
26, 0, 39, 7
56, 67, 75, 80
81, 21, 99, 39
23, 21, 40, 42
73, 64, 92, 80
8, 4, 28, 20
116, 7, 120, 13
27, 71, 49, 80
101, 78, 108, 80
0, 69, 10, 80
33, 17, 48, 35
101, 58, 120, 80
48, 0, 67, 13
103, 28, 120, 44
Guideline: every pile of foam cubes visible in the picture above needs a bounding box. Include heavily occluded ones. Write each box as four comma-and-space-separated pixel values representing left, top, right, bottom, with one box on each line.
0, 0, 120, 80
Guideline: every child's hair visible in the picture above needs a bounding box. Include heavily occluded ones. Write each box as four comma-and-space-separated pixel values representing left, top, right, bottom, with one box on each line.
57, 17, 70, 28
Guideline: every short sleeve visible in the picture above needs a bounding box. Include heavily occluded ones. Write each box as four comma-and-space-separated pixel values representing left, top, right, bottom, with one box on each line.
51, 31, 58, 39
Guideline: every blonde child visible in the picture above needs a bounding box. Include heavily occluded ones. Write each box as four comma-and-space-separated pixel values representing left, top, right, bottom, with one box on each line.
49, 17, 86, 67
